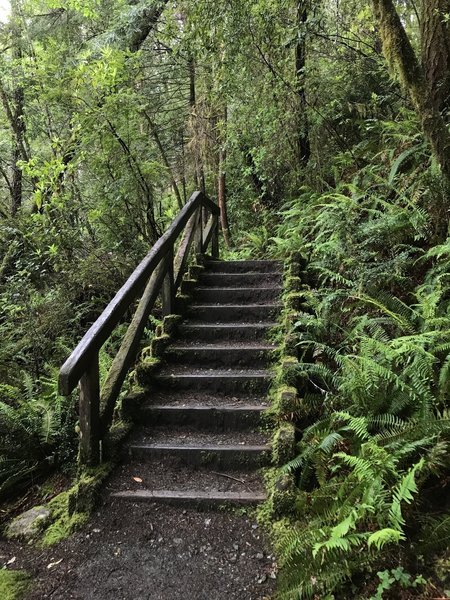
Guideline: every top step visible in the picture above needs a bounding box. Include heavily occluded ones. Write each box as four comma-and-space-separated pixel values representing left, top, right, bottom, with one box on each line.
205, 260, 283, 274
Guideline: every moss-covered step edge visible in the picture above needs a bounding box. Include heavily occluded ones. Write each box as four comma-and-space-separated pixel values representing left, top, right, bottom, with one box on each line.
260, 252, 308, 521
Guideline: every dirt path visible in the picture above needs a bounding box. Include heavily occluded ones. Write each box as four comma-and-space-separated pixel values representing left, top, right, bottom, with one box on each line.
0, 476, 276, 600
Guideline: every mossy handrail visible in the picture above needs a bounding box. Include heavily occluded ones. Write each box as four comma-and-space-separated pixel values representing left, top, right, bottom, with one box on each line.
59, 191, 219, 466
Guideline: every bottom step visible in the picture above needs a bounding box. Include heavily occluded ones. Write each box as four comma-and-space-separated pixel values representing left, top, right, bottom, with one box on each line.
112, 489, 266, 507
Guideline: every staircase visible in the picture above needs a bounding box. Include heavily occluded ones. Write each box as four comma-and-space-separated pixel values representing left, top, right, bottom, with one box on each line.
112, 259, 283, 507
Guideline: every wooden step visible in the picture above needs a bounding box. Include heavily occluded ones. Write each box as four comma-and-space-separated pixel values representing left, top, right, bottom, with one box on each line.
194, 286, 282, 303
154, 368, 272, 393
129, 443, 271, 469
199, 272, 283, 287
112, 489, 267, 506
164, 343, 276, 367
177, 322, 277, 342
205, 260, 282, 273
138, 403, 267, 429
187, 304, 282, 323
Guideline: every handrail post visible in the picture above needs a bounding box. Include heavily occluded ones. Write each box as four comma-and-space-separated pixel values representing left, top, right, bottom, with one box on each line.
79, 353, 101, 466
161, 249, 174, 316
211, 214, 219, 258
195, 208, 203, 255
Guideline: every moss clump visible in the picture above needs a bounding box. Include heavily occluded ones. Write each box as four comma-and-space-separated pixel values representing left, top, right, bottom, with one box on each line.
277, 356, 299, 387
285, 276, 302, 293
273, 386, 299, 417
0, 570, 31, 600
40, 491, 89, 547
162, 314, 182, 336
284, 291, 307, 311
272, 423, 296, 466
150, 333, 170, 358
135, 356, 160, 386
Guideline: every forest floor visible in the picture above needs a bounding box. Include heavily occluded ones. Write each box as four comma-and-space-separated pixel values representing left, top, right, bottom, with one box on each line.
0, 464, 277, 600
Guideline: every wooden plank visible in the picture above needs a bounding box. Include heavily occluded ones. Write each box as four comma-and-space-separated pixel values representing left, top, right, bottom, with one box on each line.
99, 261, 166, 434
111, 490, 267, 504
202, 214, 215, 252
79, 354, 100, 466
59, 191, 218, 395
161, 248, 174, 316
173, 209, 200, 291
211, 215, 219, 258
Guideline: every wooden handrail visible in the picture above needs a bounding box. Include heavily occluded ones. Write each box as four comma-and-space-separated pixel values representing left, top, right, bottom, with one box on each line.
59, 191, 219, 466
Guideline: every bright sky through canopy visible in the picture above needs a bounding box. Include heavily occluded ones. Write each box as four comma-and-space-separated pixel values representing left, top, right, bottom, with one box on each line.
0, 0, 10, 22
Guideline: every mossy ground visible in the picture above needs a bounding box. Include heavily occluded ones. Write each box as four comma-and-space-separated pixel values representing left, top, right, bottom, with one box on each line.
39, 491, 88, 547
0, 570, 31, 600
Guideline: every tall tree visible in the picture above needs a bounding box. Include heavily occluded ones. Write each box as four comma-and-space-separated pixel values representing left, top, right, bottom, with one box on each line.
371, 0, 450, 181
295, 0, 310, 166
421, 0, 450, 116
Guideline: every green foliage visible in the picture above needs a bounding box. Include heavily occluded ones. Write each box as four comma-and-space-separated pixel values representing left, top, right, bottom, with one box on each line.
265, 102, 450, 598
0, 570, 31, 600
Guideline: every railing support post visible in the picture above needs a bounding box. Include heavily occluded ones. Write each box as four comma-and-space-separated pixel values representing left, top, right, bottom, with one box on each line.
79, 353, 101, 467
211, 215, 219, 258
195, 208, 203, 256
161, 249, 174, 316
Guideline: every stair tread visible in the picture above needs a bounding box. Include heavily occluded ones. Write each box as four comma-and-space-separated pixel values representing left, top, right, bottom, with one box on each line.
145, 403, 267, 411
180, 322, 278, 329
129, 426, 269, 447
156, 367, 271, 377
195, 286, 283, 291
169, 342, 276, 350
112, 489, 267, 501
131, 443, 270, 452
108, 457, 266, 495
137, 390, 268, 407
191, 303, 282, 308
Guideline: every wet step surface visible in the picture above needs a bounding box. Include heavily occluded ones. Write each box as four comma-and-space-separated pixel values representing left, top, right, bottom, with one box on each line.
199, 271, 283, 287
109, 456, 266, 501
133, 390, 270, 408
119, 259, 282, 509
164, 342, 277, 367
177, 321, 278, 342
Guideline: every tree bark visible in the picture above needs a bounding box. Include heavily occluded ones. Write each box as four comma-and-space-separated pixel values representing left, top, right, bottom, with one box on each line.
295, 0, 311, 166
9, 0, 25, 216
127, 1, 170, 52
188, 56, 206, 193
421, 0, 450, 115
218, 107, 232, 249
372, 0, 450, 181
144, 112, 183, 210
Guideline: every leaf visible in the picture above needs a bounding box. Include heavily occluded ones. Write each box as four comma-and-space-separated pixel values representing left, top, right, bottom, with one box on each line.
367, 528, 404, 550
388, 146, 419, 185
47, 558, 63, 569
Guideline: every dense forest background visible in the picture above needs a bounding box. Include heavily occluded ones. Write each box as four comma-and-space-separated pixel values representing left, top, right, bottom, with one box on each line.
0, 0, 449, 598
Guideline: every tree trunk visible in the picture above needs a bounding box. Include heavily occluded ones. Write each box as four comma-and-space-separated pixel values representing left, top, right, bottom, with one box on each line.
188, 56, 206, 192
371, 0, 450, 181
295, 0, 311, 166
421, 0, 450, 116
10, 0, 25, 216
218, 107, 232, 249
145, 112, 183, 210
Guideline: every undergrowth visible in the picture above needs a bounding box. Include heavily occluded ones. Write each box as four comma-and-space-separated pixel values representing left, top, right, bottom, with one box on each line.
250, 115, 450, 598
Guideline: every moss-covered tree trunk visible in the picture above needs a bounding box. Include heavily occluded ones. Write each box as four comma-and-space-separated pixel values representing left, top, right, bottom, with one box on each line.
421, 0, 450, 116
371, 0, 450, 181
295, 0, 310, 167
218, 106, 232, 249
10, 0, 25, 216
